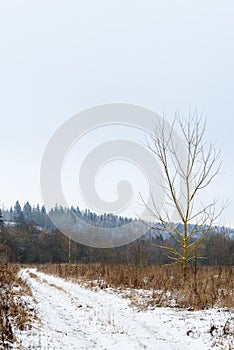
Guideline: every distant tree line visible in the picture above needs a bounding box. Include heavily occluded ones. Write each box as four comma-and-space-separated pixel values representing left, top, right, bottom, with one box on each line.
0, 201, 233, 266
3, 201, 133, 230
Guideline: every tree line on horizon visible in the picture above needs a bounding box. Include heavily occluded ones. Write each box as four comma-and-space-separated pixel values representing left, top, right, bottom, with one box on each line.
0, 201, 233, 267
2, 200, 134, 230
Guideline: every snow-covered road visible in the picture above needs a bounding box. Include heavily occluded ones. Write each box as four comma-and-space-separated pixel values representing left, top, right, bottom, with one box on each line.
17, 268, 233, 350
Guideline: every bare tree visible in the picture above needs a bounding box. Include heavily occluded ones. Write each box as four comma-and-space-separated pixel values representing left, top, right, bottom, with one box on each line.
145, 114, 224, 278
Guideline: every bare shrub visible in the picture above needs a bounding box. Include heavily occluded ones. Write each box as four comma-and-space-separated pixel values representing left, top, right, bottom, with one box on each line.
0, 264, 35, 349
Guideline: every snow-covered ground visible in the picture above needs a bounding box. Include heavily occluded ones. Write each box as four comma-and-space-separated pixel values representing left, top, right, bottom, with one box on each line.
16, 268, 233, 350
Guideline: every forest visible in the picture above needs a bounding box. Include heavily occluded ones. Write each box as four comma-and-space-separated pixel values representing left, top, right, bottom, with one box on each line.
0, 201, 233, 266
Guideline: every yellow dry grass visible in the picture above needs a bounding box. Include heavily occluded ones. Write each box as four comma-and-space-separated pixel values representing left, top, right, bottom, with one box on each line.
37, 263, 234, 310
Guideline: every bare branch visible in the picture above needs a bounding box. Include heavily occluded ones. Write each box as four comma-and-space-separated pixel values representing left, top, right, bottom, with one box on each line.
144, 113, 224, 277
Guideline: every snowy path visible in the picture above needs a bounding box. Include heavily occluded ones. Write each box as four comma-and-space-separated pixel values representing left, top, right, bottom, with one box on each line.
17, 268, 233, 350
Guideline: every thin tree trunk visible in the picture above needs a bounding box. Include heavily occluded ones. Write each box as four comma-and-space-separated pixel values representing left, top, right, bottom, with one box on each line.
183, 223, 187, 279
68, 236, 71, 264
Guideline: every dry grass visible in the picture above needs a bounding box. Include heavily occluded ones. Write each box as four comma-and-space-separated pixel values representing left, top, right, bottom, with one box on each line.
37, 263, 234, 310
0, 264, 35, 349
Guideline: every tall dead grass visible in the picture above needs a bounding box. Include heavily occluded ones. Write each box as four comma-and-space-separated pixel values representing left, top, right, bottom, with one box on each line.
37, 264, 234, 310
0, 264, 34, 349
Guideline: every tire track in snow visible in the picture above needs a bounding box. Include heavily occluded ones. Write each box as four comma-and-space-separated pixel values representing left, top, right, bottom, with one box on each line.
17, 268, 226, 350
19, 268, 161, 349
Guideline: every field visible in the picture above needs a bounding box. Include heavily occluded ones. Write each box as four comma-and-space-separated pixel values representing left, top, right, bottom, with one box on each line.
0, 264, 233, 349
37, 264, 234, 310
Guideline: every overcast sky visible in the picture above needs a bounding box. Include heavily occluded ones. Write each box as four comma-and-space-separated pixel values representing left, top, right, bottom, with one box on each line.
0, 1, 234, 225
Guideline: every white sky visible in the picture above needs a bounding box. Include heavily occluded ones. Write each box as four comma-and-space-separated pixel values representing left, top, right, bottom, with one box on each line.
0, 1, 234, 225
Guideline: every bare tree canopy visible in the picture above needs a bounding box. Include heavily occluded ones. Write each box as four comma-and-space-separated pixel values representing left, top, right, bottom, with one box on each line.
145, 113, 225, 277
